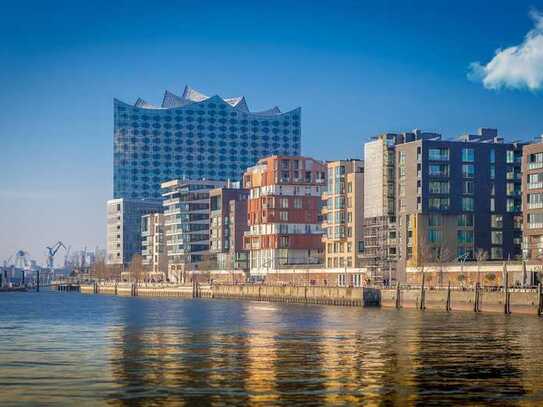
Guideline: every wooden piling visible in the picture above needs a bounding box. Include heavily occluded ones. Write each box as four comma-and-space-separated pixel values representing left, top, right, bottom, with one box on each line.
395, 281, 401, 309
538, 283, 542, 317
446, 281, 451, 312
419, 272, 426, 310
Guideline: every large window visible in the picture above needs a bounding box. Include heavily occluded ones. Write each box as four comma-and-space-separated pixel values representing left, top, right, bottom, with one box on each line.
457, 230, 474, 244
462, 148, 474, 162
528, 193, 543, 209
528, 173, 543, 189
491, 247, 503, 260
463, 181, 474, 195
428, 230, 442, 243
428, 214, 442, 227
429, 181, 450, 194
491, 215, 503, 229
429, 164, 449, 177
529, 152, 543, 169
491, 231, 503, 245
428, 148, 449, 161
429, 197, 450, 210
457, 214, 473, 227
528, 213, 543, 229
462, 164, 475, 178
489, 149, 496, 164
506, 150, 514, 164
462, 197, 474, 211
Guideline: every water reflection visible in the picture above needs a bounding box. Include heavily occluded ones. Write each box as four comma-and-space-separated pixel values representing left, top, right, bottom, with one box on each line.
1, 293, 543, 405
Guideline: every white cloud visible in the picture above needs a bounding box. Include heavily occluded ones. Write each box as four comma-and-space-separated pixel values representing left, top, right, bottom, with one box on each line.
468, 10, 543, 91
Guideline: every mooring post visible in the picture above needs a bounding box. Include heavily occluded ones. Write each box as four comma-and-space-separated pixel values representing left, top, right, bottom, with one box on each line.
36, 270, 40, 292
395, 281, 401, 309
446, 281, 451, 312
473, 283, 480, 313
419, 272, 426, 310
504, 270, 511, 315
538, 283, 542, 317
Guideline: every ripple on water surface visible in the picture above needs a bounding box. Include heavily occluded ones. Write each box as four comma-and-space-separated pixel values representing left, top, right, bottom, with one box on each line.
1, 291, 543, 406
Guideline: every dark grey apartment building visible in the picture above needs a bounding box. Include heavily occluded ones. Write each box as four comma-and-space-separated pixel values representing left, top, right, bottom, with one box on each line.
395, 128, 523, 281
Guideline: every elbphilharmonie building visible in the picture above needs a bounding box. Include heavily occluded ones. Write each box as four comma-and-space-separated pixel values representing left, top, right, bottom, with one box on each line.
113, 86, 301, 199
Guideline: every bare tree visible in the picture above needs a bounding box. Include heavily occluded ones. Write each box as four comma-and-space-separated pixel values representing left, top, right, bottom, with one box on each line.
475, 249, 488, 287
128, 254, 144, 284
91, 258, 107, 281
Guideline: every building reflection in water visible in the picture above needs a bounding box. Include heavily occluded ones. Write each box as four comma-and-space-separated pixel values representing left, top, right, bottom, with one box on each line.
105, 299, 543, 406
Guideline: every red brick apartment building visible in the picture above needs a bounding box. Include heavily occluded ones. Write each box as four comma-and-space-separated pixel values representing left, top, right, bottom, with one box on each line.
243, 156, 327, 273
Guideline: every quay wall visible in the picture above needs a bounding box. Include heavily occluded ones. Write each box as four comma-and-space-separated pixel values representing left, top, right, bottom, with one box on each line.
79, 283, 542, 316
381, 287, 542, 315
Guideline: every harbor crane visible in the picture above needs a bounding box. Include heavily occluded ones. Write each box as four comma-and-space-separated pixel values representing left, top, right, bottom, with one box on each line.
46, 241, 66, 280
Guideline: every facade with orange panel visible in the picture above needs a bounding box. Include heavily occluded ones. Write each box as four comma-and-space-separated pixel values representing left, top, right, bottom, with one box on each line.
243, 156, 326, 273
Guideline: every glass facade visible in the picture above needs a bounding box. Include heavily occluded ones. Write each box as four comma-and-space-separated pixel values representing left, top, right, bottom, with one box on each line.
113, 87, 301, 200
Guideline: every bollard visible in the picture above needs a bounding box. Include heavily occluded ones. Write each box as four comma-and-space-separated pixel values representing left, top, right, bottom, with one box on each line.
446, 281, 451, 312
473, 283, 480, 313
419, 273, 426, 310
504, 272, 511, 315
538, 283, 542, 317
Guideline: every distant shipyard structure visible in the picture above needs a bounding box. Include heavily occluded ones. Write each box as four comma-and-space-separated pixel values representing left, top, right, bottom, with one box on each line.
113, 86, 302, 200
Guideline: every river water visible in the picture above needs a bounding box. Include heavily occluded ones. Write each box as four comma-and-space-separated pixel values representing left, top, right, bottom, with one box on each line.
1, 291, 542, 406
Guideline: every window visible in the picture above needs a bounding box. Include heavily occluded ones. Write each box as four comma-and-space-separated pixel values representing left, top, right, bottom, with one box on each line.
528, 173, 543, 189
462, 164, 475, 178
428, 214, 442, 227
429, 148, 449, 161
280, 198, 289, 208
294, 197, 302, 209
491, 231, 503, 245
279, 211, 288, 221
429, 164, 449, 177
457, 230, 474, 244
490, 164, 495, 180
529, 152, 543, 169
347, 182, 352, 193
491, 247, 503, 260
457, 214, 473, 227
528, 193, 543, 209
528, 213, 543, 229
463, 181, 474, 194
507, 198, 518, 212
462, 148, 474, 162
428, 230, 442, 242
489, 149, 496, 164
429, 181, 450, 194
506, 150, 514, 164
490, 198, 495, 212
491, 215, 503, 228
462, 197, 474, 211
429, 197, 450, 210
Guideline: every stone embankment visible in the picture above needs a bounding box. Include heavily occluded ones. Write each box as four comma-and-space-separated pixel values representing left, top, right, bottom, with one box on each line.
79, 282, 543, 316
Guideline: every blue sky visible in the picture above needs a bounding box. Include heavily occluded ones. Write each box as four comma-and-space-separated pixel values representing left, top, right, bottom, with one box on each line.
1, 0, 542, 265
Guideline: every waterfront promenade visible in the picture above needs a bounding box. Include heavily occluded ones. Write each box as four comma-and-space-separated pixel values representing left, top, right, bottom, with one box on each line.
77, 281, 543, 316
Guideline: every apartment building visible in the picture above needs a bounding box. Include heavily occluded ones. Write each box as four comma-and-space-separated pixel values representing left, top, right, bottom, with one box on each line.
141, 213, 167, 281
106, 198, 162, 266
395, 128, 523, 281
243, 156, 326, 273
361, 134, 400, 282
209, 186, 250, 271
522, 140, 543, 260
161, 179, 225, 281
322, 160, 364, 269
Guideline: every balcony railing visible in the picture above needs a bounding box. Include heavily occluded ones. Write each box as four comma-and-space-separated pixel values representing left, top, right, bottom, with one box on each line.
528, 182, 543, 190
529, 162, 543, 170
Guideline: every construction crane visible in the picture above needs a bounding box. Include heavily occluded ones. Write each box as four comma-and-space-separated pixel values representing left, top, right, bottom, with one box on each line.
46, 241, 66, 277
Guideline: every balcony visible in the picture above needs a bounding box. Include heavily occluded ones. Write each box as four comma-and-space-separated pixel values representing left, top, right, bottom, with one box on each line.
528, 202, 543, 209
528, 182, 543, 190
529, 162, 543, 170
